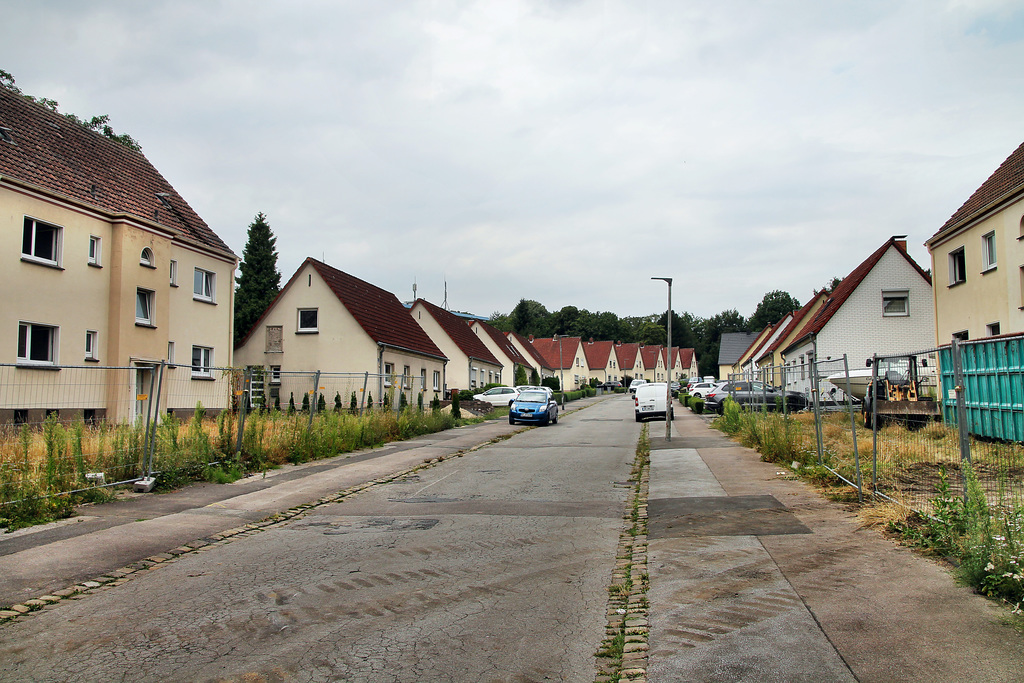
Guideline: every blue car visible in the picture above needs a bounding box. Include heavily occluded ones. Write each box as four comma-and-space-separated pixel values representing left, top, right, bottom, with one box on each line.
508, 390, 559, 426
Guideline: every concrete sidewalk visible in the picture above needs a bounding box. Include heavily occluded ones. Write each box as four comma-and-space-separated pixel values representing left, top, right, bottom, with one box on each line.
0, 396, 610, 608
646, 410, 1024, 682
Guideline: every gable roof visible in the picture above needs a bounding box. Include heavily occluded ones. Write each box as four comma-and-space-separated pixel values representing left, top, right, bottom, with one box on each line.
582, 340, 615, 369
472, 321, 531, 367
414, 298, 502, 366
781, 237, 932, 354
614, 342, 641, 370
756, 295, 826, 362
718, 332, 758, 366
640, 344, 663, 369
0, 86, 234, 258
506, 331, 555, 371
236, 258, 446, 360
929, 141, 1024, 244
678, 347, 695, 370
531, 337, 581, 370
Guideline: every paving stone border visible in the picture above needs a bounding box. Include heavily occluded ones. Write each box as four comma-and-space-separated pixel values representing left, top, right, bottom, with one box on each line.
595, 428, 650, 683
0, 403, 601, 627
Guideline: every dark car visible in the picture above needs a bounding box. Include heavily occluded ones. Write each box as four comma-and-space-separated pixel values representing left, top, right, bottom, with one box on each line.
704, 381, 807, 414
600, 380, 622, 390
509, 390, 559, 426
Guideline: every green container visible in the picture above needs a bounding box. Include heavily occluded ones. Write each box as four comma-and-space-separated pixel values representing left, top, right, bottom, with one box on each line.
938, 334, 1024, 442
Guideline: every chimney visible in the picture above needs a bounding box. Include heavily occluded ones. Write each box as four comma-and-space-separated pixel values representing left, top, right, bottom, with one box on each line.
528, 334, 534, 342
589, 337, 594, 344
894, 235, 908, 251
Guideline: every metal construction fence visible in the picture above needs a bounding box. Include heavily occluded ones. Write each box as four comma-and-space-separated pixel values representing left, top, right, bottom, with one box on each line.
728, 343, 1024, 513
0, 361, 434, 512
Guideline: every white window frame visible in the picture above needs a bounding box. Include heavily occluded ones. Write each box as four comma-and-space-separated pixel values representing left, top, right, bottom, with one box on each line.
136, 288, 154, 326
191, 345, 213, 378
297, 308, 318, 333
167, 341, 175, 364
22, 217, 62, 267
986, 322, 1001, 337
882, 290, 910, 317
88, 235, 101, 266
169, 259, 178, 286
193, 267, 216, 303
18, 321, 58, 365
432, 370, 441, 391
140, 247, 155, 268
403, 365, 411, 389
982, 231, 997, 271
420, 368, 427, 391
384, 362, 394, 387
948, 247, 966, 285
85, 329, 98, 360
269, 365, 281, 385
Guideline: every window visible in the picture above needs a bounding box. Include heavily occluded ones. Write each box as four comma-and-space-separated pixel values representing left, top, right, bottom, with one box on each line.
22, 217, 62, 266
882, 290, 909, 317
167, 341, 175, 364
982, 232, 997, 270
191, 346, 213, 378
140, 247, 154, 267
193, 268, 215, 302
433, 370, 441, 391
948, 247, 966, 285
421, 368, 427, 391
169, 260, 178, 286
952, 330, 969, 342
403, 365, 411, 388
269, 365, 281, 384
297, 308, 318, 333
85, 330, 98, 360
18, 322, 58, 364
88, 236, 101, 266
384, 362, 394, 387
987, 322, 1001, 337
266, 325, 283, 352
136, 289, 154, 325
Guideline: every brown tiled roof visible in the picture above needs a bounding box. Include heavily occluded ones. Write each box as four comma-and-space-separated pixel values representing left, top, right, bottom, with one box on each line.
678, 347, 695, 369
781, 237, 931, 354
531, 337, 581, 370
415, 299, 501, 366
757, 296, 825, 362
614, 342, 641, 370
472, 321, 531, 366
930, 141, 1024, 242
582, 340, 614, 369
640, 344, 663, 370
0, 86, 234, 257
506, 331, 554, 371
236, 258, 446, 359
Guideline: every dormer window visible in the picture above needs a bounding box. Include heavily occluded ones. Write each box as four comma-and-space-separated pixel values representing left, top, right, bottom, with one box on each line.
140, 247, 155, 268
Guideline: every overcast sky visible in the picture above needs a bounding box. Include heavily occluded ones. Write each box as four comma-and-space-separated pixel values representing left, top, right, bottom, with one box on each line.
4, 1, 1023, 320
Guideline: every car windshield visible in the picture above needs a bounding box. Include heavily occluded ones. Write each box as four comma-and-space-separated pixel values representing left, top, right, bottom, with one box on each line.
518, 391, 548, 403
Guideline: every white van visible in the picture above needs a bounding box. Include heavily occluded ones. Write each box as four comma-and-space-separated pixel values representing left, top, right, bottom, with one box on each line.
628, 379, 648, 394
634, 383, 672, 422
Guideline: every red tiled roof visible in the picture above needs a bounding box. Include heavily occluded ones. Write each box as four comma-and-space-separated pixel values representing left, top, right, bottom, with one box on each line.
615, 342, 641, 370
531, 337, 581, 370
506, 331, 554, 371
678, 347, 695, 369
472, 321, 531, 366
782, 237, 931, 354
640, 344, 663, 370
930, 141, 1024, 242
415, 299, 502, 366
0, 86, 234, 257
582, 340, 614, 369
757, 295, 826, 362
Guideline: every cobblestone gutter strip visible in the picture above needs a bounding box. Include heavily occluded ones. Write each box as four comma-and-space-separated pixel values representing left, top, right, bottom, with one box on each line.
596, 426, 651, 683
0, 432, 516, 626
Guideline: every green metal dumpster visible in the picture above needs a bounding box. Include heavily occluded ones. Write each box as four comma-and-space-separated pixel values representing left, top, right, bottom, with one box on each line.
938, 334, 1024, 442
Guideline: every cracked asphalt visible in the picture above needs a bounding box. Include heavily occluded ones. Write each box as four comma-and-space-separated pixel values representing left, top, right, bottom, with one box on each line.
0, 396, 635, 682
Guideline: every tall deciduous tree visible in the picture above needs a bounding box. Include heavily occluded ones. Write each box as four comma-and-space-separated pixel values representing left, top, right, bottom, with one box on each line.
234, 212, 281, 342
747, 290, 801, 332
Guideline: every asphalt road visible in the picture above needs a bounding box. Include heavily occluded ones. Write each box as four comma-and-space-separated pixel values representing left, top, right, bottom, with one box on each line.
0, 397, 637, 682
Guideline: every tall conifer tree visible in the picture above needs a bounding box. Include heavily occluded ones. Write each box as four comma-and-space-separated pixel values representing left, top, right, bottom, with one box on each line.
234, 212, 281, 341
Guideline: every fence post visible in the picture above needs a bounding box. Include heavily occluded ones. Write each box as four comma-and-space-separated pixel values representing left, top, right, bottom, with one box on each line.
308, 370, 321, 432
951, 340, 972, 503
810, 354, 824, 466
141, 366, 158, 480
360, 372, 369, 414
842, 354, 863, 502
146, 362, 166, 479
871, 354, 879, 495
235, 367, 250, 459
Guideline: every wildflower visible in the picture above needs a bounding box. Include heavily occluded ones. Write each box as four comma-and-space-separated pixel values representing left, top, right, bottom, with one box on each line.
985, 562, 995, 571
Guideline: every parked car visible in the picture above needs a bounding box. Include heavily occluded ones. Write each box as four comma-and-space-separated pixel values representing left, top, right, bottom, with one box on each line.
704, 381, 807, 414
629, 379, 648, 394
509, 390, 559, 426
669, 381, 681, 397
600, 380, 623, 390
687, 381, 722, 399
634, 383, 673, 422
515, 385, 553, 399
473, 386, 520, 406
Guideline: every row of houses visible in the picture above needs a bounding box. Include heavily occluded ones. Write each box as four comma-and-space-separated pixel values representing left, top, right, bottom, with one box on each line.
0, 89, 697, 422
719, 138, 1024, 392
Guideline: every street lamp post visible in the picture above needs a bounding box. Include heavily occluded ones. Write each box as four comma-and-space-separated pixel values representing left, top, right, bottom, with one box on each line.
652, 277, 673, 441
553, 334, 566, 407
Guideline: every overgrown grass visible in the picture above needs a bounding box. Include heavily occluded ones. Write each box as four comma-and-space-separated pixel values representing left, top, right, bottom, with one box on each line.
1, 405, 466, 530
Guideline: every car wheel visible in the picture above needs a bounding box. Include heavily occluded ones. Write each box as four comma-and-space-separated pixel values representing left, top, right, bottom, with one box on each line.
552, 412, 558, 424
635, 414, 642, 422
509, 416, 516, 425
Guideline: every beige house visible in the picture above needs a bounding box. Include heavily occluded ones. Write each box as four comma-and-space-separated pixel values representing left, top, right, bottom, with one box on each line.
1, 87, 236, 423
469, 320, 532, 385
234, 259, 447, 408
582, 339, 618, 384
410, 299, 502, 391
926, 141, 1024, 341
614, 342, 643, 381
531, 336, 588, 390
678, 348, 699, 381
639, 345, 667, 382
504, 331, 555, 383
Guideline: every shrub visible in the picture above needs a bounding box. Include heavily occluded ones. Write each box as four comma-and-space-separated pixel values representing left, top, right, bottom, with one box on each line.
451, 392, 461, 419
691, 398, 704, 414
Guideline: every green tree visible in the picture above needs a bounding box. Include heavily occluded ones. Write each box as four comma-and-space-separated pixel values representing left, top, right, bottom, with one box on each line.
514, 365, 528, 386
747, 290, 801, 332
509, 299, 552, 337
234, 212, 281, 342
